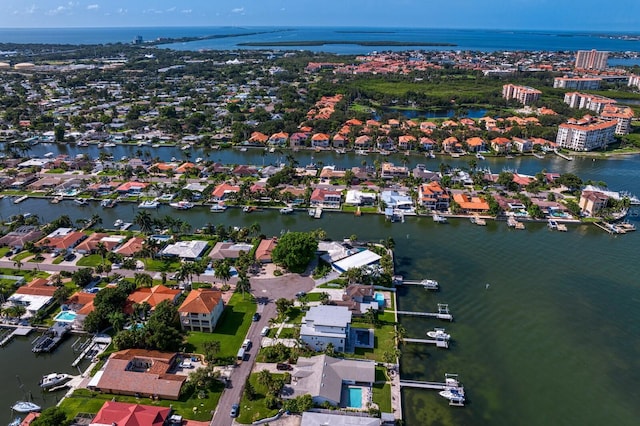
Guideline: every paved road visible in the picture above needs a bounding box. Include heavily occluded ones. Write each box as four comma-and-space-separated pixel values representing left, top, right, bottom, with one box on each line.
210, 274, 314, 426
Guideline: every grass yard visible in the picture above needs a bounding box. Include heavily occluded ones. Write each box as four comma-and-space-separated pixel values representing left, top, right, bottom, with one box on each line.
236, 373, 282, 424
52, 255, 64, 264
144, 258, 182, 272
277, 327, 297, 339
351, 323, 395, 362
0, 268, 49, 282
284, 307, 304, 324
11, 251, 34, 262
60, 383, 224, 422
185, 292, 256, 363
372, 382, 392, 413
0, 247, 10, 257
76, 254, 108, 267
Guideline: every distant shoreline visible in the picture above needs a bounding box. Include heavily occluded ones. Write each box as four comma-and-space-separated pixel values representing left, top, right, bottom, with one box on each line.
237, 40, 457, 47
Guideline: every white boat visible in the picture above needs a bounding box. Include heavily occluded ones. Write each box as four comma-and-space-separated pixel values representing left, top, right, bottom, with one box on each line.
476, 152, 485, 160
44, 152, 54, 158
269, 147, 276, 153
114, 219, 124, 228
11, 401, 41, 413
104, 142, 116, 147
335, 148, 346, 154
74, 198, 88, 206
427, 328, 450, 341
138, 200, 159, 209
421, 279, 439, 290
9, 417, 22, 426
280, 207, 294, 214
433, 213, 448, 223
169, 201, 194, 210
101, 199, 117, 208
181, 144, 190, 151
356, 149, 368, 156
239, 147, 248, 152
210, 203, 227, 212
547, 219, 558, 230
171, 157, 177, 162
195, 157, 203, 163
438, 387, 465, 404
39, 372, 71, 389
151, 144, 160, 148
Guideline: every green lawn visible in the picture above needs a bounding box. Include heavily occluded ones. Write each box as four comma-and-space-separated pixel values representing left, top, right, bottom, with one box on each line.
60, 383, 224, 422
0, 268, 49, 282
284, 307, 304, 324
378, 310, 396, 323
185, 292, 257, 364
77, 254, 108, 267
236, 373, 282, 424
351, 323, 395, 362
278, 327, 297, 339
0, 247, 10, 257
52, 255, 64, 264
372, 382, 392, 413
144, 258, 182, 272
11, 251, 34, 262
305, 292, 323, 302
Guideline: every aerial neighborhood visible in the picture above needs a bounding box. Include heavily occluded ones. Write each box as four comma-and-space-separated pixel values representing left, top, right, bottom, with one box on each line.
0, 38, 638, 426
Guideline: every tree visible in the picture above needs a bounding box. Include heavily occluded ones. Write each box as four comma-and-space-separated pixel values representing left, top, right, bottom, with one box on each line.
271, 231, 318, 273
96, 241, 108, 262
203, 340, 221, 362
394, 324, 407, 346
134, 272, 153, 288
236, 273, 251, 299
134, 211, 154, 234
244, 379, 257, 401
12, 259, 22, 271
53, 286, 71, 305
72, 268, 94, 287
275, 298, 293, 318
214, 259, 232, 284
324, 342, 336, 357
31, 406, 71, 426
319, 292, 330, 305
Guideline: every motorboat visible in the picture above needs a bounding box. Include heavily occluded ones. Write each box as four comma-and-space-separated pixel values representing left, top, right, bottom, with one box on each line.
280, 207, 294, 214
335, 148, 346, 155
432, 213, 448, 223
210, 203, 227, 212
44, 152, 54, 158
104, 142, 116, 148
101, 198, 117, 208
243, 206, 256, 213
356, 149, 368, 156
421, 279, 439, 290
476, 152, 485, 160
438, 387, 465, 404
9, 417, 22, 426
195, 157, 203, 163
138, 200, 159, 209
11, 401, 41, 413
427, 328, 450, 341
39, 372, 71, 389
169, 201, 194, 210
114, 219, 124, 228
74, 198, 88, 206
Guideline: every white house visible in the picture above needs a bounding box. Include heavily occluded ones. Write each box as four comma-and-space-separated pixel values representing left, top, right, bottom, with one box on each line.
300, 305, 352, 352
177, 289, 225, 333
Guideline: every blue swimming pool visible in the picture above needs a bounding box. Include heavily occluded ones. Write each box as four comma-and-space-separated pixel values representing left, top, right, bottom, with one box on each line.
346, 387, 363, 408
54, 310, 77, 322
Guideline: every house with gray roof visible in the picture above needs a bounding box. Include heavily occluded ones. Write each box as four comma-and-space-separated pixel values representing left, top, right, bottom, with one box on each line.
160, 240, 208, 260
300, 305, 352, 352
283, 354, 375, 407
301, 412, 383, 426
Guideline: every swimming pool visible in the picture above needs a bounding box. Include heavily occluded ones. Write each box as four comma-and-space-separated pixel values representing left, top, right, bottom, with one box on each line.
54, 310, 77, 323
346, 387, 363, 408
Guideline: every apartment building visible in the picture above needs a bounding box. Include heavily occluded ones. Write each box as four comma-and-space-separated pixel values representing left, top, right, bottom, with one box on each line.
600, 105, 634, 135
502, 84, 541, 105
628, 74, 640, 90
553, 76, 602, 90
563, 92, 616, 113
556, 119, 617, 151
575, 50, 609, 70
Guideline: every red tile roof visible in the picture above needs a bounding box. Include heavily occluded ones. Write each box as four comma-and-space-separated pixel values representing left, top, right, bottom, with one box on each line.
178, 289, 223, 315
91, 401, 170, 426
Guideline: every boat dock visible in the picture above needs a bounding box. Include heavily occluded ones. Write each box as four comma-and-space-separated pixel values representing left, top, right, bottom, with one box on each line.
32, 323, 70, 353
14, 195, 28, 204
399, 373, 466, 406
71, 334, 112, 367
400, 379, 448, 390
0, 326, 32, 347
532, 152, 545, 159
401, 279, 439, 290
404, 338, 449, 348
553, 149, 573, 161
507, 216, 525, 230
470, 215, 486, 226
593, 221, 636, 234
397, 304, 453, 321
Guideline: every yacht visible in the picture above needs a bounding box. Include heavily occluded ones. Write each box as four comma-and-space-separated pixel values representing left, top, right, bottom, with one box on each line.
11, 401, 41, 413
210, 203, 227, 213
44, 152, 54, 158
169, 201, 194, 210
74, 198, 88, 206
101, 199, 117, 208
138, 200, 159, 209
280, 207, 294, 214
39, 373, 71, 389
421, 279, 439, 290
195, 157, 203, 163
438, 387, 465, 404
113, 219, 124, 228
476, 152, 485, 160
356, 149, 368, 156
427, 328, 451, 341
104, 142, 116, 148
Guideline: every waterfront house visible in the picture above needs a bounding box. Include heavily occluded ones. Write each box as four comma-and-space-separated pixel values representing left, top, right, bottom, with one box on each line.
115, 237, 145, 257
419, 137, 437, 151
331, 249, 382, 274
75, 233, 125, 254
126, 285, 181, 315
354, 135, 371, 149
301, 411, 383, 426
332, 133, 347, 148
311, 133, 331, 148
211, 182, 240, 201
160, 240, 208, 261
380, 162, 409, 179
412, 164, 440, 182
320, 166, 346, 180
380, 190, 414, 212
512, 137, 533, 153
89, 349, 186, 400
268, 131, 289, 146
255, 238, 277, 263
10, 278, 56, 318
452, 193, 490, 213
90, 401, 171, 426
579, 190, 610, 216
465, 137, 486, 152
491, 137, 512, 153
300, 305, 352, 352
310, 188, 342, 209
209, 242, 254, 260
0, 226, 43, 251
398, 135, 416, 150
344, 190, 377, 206
419, 182, 450, 211
36, 228, 86, 254
116, 181, 148, 195
178, 289, 225, 332
442, 136, 462, 153
290, 132, 309, 148
232, 164, 258, 177
283, 354, 375, 406
249, 131, 269, 144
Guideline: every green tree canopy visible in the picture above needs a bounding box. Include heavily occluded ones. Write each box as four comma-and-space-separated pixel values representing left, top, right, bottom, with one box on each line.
271, 231, 318, 273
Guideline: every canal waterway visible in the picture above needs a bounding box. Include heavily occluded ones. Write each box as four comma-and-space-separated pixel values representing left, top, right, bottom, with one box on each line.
1, 153, 640, 425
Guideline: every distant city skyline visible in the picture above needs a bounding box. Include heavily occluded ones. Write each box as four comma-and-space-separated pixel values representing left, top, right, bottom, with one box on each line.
2, 0, 640, 32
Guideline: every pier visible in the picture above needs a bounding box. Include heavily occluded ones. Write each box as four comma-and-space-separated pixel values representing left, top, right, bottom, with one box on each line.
0, 326, 32, 347
32, 322, 70, 353
404, 338, 449, 348
401, 279, 439, 290
72, 334, 111, 367
399, 373, 466, 406
507, 216, 525, 230
13, 195, 28, 204
593, 221, 636, 235
553, 149, 573, 161
397, 304, 453, 321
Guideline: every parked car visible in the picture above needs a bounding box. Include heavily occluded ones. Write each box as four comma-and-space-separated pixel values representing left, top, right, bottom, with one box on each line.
242, 339, 252, 350
64, 253, 76, 262
230, 404, 239, 418
260, 326, 269, 337
276, 363, 292, 371
295, 291, 306, 298
252, 313, 261, 322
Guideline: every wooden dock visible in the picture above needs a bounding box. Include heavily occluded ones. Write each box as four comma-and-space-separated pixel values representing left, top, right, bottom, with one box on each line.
400, 380, 447, 390
0, 327, 32, 347
593, 221, 636, 235
397, 304, 453, 321
404, 338, 449, 348
507, 216, 525, 230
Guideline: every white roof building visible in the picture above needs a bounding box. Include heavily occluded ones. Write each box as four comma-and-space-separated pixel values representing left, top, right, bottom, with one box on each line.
332, 249, 382, 273
160, 240, 208, 260
300, 305, 352, 352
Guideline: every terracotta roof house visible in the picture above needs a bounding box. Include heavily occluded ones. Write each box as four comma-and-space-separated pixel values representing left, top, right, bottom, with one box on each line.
116, 181, 148, 195
311, 133, 330, 148
453, 193, 490, 213
255, 238, 277, 263
89, 349, 186, 400
16, 278, 56, 297
126, 285, 181, 314
90, 401, 171, 426
175, 162, 198, 174
442, 137, 462, 153
380, 162, 409, 179
249, 131, 269, 144
398, 135, 416, 150
75, 233, 125, 254
354, 135, 371, 148
0, 226, 43, 251
331, 133, 347, 147
419, 182, 450, 211
345, 118, 363, 126
115, 237, 145, 257
310, 188, 342, 209
232, 165, 258, 177
178, 289, 225, 332
290, 132, 309, 147
491, 137, 512, 153
268, 132, 289, 145
465, 137, 486, 152
211, 183, 240, 201
36, 228, 86, 253
419, 137, 437, 151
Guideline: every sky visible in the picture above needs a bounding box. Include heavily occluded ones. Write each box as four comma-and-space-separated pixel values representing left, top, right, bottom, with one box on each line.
1, 0, 640, 32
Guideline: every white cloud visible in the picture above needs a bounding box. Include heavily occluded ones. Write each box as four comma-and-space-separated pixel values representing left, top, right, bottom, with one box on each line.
117, 8, 127, 14
181, 9, 192, 14
166, 7, 176, 12
87, 4, 99, 10
25, 5, 38, 14
47, 6, 67, 15
231, 7, 245, 13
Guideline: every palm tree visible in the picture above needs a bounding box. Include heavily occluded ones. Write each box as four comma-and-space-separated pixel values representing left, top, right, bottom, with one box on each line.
203, 340, 221, 362
134, 211, 154, 234
214, 260, 232, 285
96, 242, 108, 263
134, 272, 153, 288
257, 369, 274, 391
90, 214, 103, 228
236, 273, 251, 299
13, 259, 23, 271
394, 324, 407, 347
249, 222, 261, 238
